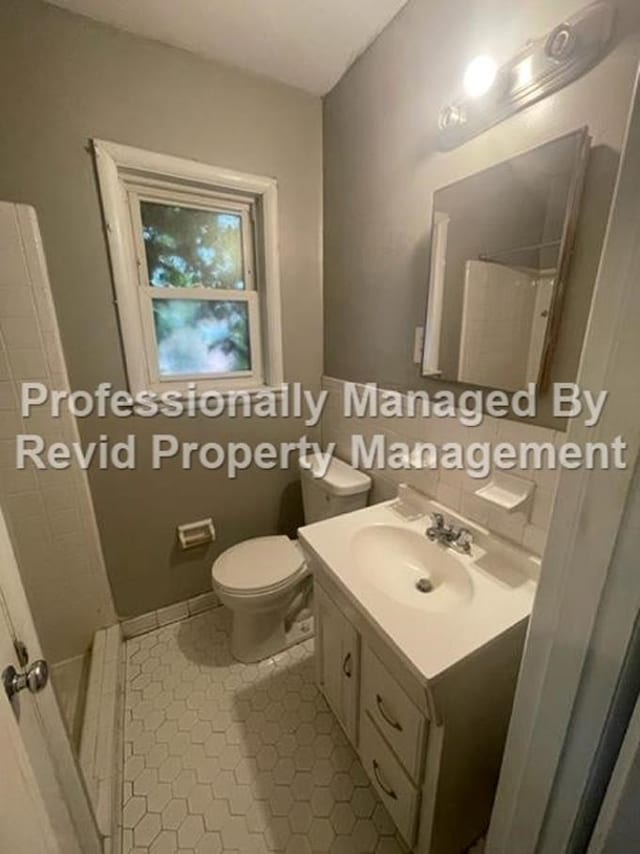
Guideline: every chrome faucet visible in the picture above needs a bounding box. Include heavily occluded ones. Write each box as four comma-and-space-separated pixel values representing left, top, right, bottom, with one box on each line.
426, 512, 474, 554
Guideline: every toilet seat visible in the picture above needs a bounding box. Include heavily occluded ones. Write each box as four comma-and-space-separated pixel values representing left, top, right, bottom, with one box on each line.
211, 536, 307, 597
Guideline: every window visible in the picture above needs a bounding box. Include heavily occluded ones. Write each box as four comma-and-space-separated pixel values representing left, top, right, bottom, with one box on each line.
93, 140, 283, 395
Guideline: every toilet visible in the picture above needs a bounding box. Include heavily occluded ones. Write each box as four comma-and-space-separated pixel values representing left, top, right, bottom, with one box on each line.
211, 454, 371, 663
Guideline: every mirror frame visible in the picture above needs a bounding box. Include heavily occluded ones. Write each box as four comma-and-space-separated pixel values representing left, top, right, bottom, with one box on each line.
422, 127, 592, 392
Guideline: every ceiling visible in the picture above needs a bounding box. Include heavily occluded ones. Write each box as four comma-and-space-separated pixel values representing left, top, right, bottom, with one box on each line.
44, 0, 410, 95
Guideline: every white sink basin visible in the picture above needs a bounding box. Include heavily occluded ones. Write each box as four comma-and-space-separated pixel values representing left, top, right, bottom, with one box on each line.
300, 491, 539, 681
351, 525, 474, 613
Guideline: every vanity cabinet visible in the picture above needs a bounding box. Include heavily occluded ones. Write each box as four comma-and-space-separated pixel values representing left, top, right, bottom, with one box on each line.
312, 572, 526, 854
314, 583, 359, 744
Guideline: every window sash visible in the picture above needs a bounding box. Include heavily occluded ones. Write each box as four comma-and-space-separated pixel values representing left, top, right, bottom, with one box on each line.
139, 288, 263, 386
127, 186, 256, 292
126, 186, 263, 388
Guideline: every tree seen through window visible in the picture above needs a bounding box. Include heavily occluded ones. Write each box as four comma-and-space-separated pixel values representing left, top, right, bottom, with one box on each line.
140, 201, 245, 290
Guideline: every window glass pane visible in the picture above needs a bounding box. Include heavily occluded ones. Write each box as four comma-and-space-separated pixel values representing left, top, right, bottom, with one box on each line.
140, 201, 245, 290
152, 299, 251, 377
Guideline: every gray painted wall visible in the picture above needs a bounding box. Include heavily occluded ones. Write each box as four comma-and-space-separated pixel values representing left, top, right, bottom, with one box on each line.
0, 0, 323, 617
324, 0, 640, 428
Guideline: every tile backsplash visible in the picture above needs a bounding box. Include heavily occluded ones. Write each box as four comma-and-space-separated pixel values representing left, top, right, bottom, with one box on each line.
321, 376, 562, 557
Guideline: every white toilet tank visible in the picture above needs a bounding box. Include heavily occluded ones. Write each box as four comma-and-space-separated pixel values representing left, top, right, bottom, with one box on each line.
299, 454, 371, 523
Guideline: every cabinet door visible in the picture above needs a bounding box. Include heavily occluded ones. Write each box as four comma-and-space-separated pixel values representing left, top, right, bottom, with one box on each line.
315, 583, 359, 744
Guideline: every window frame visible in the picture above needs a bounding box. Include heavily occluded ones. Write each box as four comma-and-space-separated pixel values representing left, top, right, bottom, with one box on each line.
93, 139, 284, 396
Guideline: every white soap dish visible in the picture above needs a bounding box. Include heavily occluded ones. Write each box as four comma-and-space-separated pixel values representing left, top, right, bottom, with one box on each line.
389, 498, 425, 522
474, 473, 535, 515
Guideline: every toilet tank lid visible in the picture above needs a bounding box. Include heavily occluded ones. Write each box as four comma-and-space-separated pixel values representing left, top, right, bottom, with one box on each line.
299, 454, 372, 497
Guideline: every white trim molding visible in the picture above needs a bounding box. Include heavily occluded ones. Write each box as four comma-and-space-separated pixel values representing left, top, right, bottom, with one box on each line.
93, 139, 284, 396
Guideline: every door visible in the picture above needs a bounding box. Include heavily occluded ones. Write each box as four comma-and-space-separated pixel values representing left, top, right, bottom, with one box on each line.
0, 505, 101, 854
315, 582, 360, 743
0, 602, 60, 854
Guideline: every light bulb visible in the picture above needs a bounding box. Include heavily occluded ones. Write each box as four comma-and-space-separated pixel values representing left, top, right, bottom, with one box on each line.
463, 55, 498, 98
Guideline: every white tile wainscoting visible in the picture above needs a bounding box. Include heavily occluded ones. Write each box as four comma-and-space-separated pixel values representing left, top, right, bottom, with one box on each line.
321, 377, 562, 557
0, 202, 116, 663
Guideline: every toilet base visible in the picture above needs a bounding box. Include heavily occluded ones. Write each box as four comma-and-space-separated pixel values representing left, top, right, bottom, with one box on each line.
230, 610, 314, 664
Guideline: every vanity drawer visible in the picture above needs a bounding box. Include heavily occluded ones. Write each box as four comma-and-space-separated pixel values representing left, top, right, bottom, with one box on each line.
360, 711, 420, 848
361, 643, 427, 781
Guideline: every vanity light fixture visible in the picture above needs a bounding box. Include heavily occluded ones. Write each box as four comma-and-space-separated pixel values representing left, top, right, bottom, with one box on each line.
463, 55, 498, 98
438, 1, 614, 150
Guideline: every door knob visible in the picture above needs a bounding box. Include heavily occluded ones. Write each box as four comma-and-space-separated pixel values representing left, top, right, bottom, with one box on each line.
2, 660, 49, 702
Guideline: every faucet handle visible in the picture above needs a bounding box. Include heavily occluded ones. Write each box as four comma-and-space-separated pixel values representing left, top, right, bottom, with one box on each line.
426, 512, 445, 542
454, 527, 474, 553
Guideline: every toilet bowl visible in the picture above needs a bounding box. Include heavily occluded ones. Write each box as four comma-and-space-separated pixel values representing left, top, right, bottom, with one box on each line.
212, 536, 310, 663
211, 455, 371, 663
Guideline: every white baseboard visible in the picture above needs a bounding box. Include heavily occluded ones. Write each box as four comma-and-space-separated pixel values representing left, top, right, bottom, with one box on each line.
120, 592, 220, 639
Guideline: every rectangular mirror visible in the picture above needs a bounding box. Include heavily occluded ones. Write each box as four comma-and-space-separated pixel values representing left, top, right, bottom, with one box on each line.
422, 128, 591, 392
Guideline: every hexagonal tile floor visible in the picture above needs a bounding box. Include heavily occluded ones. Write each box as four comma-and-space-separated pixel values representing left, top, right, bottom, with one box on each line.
122, 608, 410, 853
